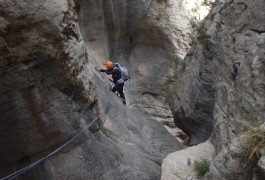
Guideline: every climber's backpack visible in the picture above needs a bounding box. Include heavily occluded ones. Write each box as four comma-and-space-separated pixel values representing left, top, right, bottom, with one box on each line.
116, 63, 130, 81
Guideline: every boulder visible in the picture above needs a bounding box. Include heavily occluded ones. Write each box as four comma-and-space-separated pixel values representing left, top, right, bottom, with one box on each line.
161, 140, 215, 180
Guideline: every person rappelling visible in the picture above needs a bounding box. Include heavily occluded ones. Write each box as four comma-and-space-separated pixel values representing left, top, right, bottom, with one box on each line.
95, 61, 130, 105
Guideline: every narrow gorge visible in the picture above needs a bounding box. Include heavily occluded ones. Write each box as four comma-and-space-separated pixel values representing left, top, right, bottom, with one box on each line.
0, 0, 264, 180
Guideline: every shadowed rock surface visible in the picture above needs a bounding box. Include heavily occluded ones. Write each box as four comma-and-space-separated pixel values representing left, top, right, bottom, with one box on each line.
162, 0, 265, 179
0, 0, 185, 179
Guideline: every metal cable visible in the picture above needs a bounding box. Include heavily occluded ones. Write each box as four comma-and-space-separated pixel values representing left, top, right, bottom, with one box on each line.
1, 3, 141, 176
1, 116, 99, 180
1, 83, 112, 180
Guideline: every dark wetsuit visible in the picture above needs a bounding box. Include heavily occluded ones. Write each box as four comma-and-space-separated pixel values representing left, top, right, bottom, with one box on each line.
100, 65, 126, 104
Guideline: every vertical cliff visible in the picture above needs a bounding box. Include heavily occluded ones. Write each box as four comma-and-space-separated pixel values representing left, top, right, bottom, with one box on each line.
0, 0, 186, 179
77, 0, 202, 141
205, 0, 265, 179
162, 0, 265, 179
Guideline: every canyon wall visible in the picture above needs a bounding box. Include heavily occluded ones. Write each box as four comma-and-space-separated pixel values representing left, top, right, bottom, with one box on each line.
162, 0, 265, 179
0, 0, 186, 179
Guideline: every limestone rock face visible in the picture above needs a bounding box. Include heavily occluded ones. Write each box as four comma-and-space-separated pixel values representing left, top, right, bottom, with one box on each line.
77, 0, 197, 138
206, 1, 265, 178
162, 0, 265, 179
0, 0, 96, 178
160, 0, 265, 179
205, 125, 265, 180
181, 0, 265, 151
170, 0, 265, 146
77, 0, 214, 145
124, 0, 192, 135
208, 0, 265, 153
0, 0, 185, 179
168, 18, 216, 145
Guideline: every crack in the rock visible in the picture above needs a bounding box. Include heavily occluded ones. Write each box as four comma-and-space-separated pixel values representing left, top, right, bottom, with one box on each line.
217, 102, 230, 120
249, 29, 265, 34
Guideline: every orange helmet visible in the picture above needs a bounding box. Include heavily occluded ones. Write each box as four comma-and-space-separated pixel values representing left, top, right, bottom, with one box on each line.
104, 61, 113, 69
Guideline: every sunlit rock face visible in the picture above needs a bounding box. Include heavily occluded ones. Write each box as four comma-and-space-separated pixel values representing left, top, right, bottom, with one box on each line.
77, 0, 188, 139
77, 0, 215, 142
0, 0, 185, 179
183, 0, 215, 21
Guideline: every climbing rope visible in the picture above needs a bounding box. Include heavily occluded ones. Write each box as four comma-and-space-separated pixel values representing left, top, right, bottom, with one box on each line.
0, 77, 112, 180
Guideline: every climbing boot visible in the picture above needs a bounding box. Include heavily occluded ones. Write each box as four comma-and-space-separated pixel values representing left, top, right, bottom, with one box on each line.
121, 98, 126, 105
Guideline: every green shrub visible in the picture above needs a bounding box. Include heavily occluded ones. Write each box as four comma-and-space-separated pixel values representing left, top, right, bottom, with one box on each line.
201, 0, 216, 8
201, 0, 213, 7
197, 34, 210, 44
192, 6, 199, 13
194, 159, 210, 177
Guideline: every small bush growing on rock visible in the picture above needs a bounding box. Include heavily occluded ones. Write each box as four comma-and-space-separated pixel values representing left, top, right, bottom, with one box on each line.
244, 126, 265, 162
194, 159, 210, 177
197, 34, 210, 44
188, 18, 199, 46
202, 0, 218, 8
201, 0, 214, 7
192, 4, 199, 13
